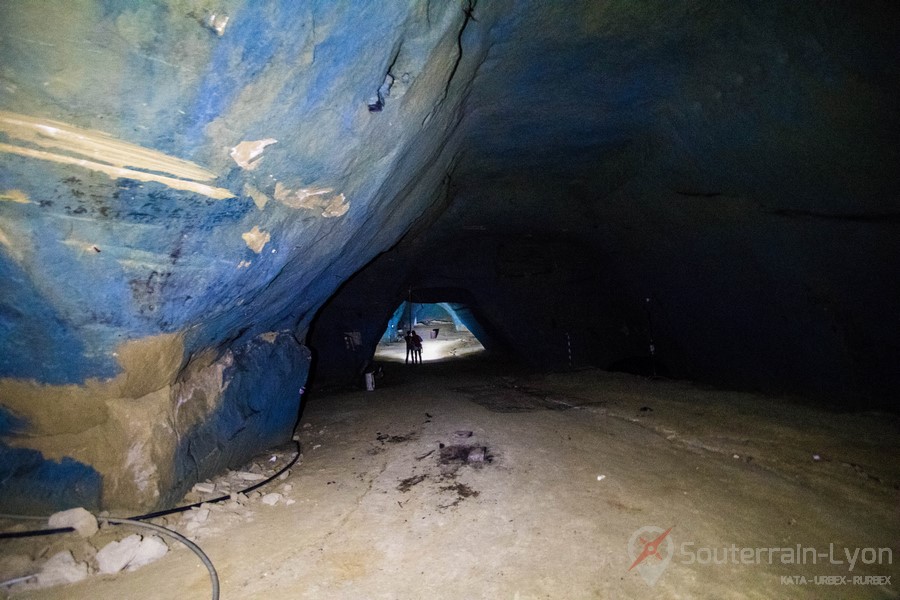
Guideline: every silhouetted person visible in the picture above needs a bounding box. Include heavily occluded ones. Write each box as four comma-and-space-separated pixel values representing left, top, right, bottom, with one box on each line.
412, 330, 423, 364
404, 331, 415, 365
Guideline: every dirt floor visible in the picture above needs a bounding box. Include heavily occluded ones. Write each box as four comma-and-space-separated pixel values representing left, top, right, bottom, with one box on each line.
2, 336, 898, 599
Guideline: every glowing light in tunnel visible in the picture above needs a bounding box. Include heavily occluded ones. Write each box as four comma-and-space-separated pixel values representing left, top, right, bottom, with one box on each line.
374, 334, 485, 363
375, 302, 486, 363
419, 337, 485, 362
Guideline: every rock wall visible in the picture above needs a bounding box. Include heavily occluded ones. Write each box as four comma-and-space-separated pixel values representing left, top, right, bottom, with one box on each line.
0, 0, 503, 511
307, 1, 900, 405
1, 0, 898, 512
0, 330, 308, 512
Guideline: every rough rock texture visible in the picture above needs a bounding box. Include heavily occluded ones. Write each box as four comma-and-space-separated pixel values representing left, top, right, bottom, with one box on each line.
1, 1, 899, 511
1, 0, 486, 511
310, 2, 900, 404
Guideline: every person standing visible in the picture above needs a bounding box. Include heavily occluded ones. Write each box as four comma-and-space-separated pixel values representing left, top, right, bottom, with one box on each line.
412, 330, 423, 364
404, 331, 415, 365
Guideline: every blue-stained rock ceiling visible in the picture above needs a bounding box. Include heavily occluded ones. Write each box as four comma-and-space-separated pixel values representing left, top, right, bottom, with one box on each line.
1, 1, 898, 512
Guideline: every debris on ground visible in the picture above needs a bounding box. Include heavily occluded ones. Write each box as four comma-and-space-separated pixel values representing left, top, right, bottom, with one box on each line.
96, 534, 168, 575
260, 493, 283, 506
0, 441, 303, 594
35, 550, 89, 587
48, 508, 98, 538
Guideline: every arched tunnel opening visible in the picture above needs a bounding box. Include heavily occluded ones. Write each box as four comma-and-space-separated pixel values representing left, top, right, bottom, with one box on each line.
1, 2, 899, 597
306, 282, 510, 389
375, 300, 486, 364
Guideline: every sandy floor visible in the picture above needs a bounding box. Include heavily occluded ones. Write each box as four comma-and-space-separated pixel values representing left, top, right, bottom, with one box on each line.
2, 355, 898, 599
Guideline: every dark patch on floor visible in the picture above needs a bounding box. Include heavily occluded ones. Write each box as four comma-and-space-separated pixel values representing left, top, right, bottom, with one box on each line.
437, 443, 493, 480
439, 444, 491, 465
438, 482, 480, 509
439, 444, 472, 463
455, 383, 585, 412
397, 474, 427, 492
376, 432, 417, 444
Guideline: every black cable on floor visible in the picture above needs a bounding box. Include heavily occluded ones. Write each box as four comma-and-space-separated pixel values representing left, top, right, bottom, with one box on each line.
133, 438, 302, 521
102, 517, 219, 600
0, 439, 301, 539
0, 517, 221, 600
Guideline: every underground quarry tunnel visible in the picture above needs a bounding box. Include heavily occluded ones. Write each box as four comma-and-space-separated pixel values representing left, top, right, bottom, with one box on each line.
1, 1, 899, 598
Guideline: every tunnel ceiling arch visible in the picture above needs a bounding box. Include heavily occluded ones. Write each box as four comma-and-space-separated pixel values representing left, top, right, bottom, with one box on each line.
1, 1, 899, 512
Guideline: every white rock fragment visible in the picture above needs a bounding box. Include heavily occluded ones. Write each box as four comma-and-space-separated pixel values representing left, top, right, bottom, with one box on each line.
36, 551, 88, 587
280, 483, 293, 492
192, 507, 210, 523
48, 507, 98, 538
278, 470, 291, 481
466, 447, 485, 463
96, 534, 142, 574
193, 482, 215, 494
96, 535, 169, 574
260, 493, 283, 506
285, 499, 296, 506
235, 471, 266, 481
596, 475, 606, 481
205, 13, 229, 36
127, 535, 168, 571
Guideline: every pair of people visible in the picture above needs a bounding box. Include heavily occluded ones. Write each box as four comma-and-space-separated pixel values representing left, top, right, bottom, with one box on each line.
404, 330, 423, 364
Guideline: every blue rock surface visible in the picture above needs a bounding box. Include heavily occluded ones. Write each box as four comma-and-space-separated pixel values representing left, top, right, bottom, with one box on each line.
0, 0, 485, 510
1, 1, 898, 512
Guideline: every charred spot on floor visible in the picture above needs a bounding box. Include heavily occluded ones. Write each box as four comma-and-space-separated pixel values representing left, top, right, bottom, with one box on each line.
438, 482, 480, 509
438, 443, 490, 465
397, 474, 427, 492
437, 443, 493, 482
376, 432, 417, 444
